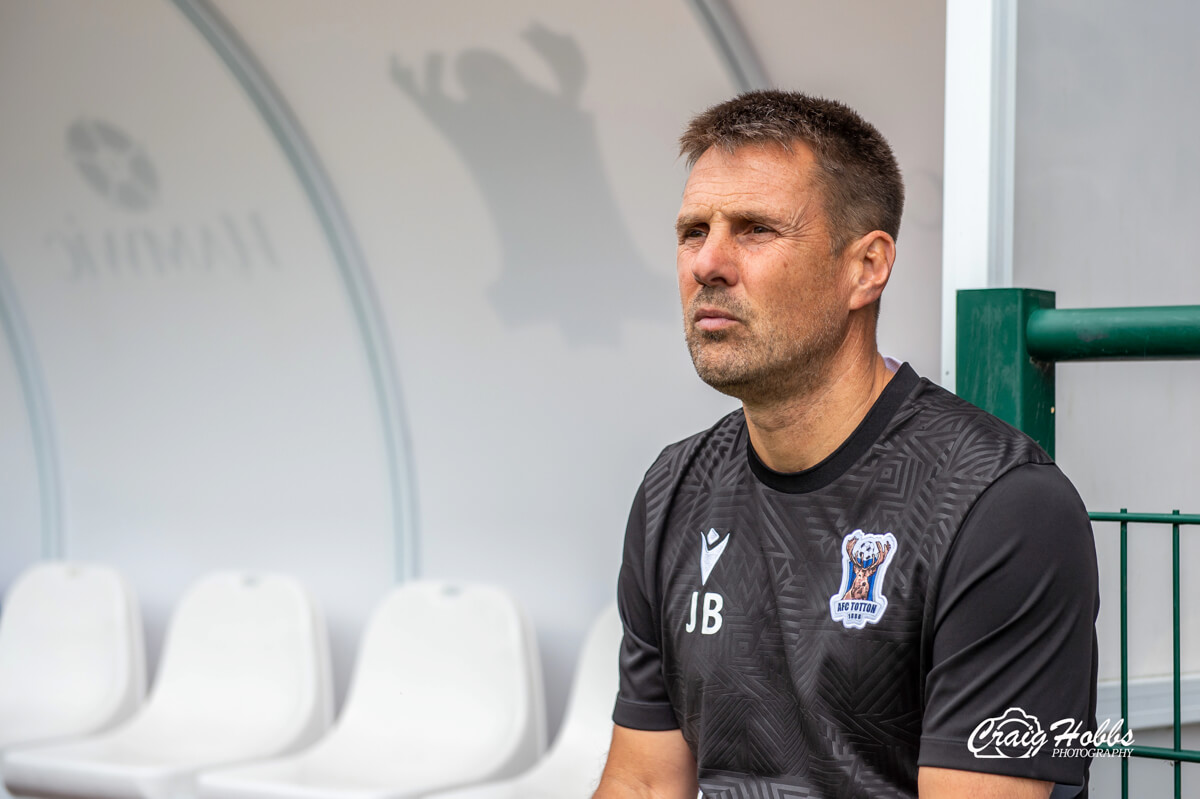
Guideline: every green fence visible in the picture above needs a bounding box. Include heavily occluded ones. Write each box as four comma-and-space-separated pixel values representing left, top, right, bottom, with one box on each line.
957, 288, 1200, 798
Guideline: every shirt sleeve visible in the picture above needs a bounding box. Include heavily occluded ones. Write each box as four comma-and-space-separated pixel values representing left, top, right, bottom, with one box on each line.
919, 461, 1099, 791
612, 480, 679, 730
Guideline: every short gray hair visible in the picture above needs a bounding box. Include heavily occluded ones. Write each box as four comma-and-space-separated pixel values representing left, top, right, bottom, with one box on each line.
680, 90, 904, 253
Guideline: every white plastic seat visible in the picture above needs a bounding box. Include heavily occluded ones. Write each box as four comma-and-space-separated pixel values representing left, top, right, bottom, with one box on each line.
3, 571, 332, 799
423, 604, 621, 799
196, 580, 546, 799
0, 562, 145, 750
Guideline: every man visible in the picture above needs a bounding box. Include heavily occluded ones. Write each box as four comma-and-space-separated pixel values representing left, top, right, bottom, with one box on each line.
594, 91, 1098, 798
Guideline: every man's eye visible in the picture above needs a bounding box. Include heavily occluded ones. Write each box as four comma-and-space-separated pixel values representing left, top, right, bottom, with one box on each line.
750, 225, 773, 235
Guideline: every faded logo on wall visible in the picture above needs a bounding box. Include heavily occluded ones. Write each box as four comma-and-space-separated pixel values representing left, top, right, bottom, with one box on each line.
392, 24, 670, 345
47, 118, 279, 280
67, 120, 160, 212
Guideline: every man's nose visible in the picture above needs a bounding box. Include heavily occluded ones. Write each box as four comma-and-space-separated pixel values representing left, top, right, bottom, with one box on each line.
690, 229, 738, 287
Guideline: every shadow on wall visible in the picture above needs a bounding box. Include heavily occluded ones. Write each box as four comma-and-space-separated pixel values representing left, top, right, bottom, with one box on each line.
392, 23, 670, 346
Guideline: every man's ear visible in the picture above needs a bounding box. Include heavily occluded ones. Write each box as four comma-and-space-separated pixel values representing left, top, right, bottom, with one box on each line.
845, 230, 895, 312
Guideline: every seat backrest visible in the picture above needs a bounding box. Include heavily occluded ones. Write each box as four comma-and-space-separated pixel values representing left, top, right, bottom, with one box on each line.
332, 581, 541, 761
0, 562, 146, 748
140, 572, 330, 749
490, 604, 621, 795
549, 603, 621, 758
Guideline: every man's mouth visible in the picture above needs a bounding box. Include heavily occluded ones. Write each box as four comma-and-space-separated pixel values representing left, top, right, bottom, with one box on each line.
693, 306, 740, 332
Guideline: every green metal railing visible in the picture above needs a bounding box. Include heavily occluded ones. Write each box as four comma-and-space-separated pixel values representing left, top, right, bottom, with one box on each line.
957, 289, 1200, 798
1090, 510, 1200, 797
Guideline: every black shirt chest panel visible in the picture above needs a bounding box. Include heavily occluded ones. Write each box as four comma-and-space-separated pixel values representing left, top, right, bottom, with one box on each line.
657, 466, 925, 783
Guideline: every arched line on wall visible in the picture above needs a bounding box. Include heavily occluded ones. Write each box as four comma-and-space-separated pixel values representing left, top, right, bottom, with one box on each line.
171, 0, 419, 580
0, 252, 63, 559
686, 0, 771, 92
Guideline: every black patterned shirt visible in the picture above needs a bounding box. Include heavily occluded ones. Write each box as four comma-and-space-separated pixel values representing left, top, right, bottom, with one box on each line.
614, 364, 1098, 798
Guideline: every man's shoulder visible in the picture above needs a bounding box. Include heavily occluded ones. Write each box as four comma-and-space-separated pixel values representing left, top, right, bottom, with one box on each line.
900, 374, 1054, 468
643, 408, 746, 487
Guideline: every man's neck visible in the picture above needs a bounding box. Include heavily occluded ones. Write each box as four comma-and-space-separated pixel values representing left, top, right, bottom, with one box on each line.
743, 348, 895, 474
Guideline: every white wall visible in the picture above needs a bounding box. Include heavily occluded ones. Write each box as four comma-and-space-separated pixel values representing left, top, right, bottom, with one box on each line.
1014, 0, 1200, 700
732, 0, 946, 380
0, 0, 946, 733
0, 0, 397, 702
0, 308, 43, 588
212, 0, 745, 725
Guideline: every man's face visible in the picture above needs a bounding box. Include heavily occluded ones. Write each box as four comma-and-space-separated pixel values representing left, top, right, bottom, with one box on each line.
676, 142, 853, 403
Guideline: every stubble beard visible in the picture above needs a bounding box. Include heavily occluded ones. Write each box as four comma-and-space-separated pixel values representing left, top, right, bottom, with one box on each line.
685, 295, 845, 407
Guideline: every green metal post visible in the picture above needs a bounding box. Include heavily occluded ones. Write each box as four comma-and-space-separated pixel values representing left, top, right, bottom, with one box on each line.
956, 289, 1057, 456
1174, 510, 1182, 799
1026, 305, 1200, 361
1121, 746, 1200, 764
1120, 510, 1129, 799
1091, 512, 1200, 524
955, 295, 1200, 795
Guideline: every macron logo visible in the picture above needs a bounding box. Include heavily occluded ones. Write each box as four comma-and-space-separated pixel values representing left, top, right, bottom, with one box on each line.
688, 529, 731, 635
699, 528, 731, 585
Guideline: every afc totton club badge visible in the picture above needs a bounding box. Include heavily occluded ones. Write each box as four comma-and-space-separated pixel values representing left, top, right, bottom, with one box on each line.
829, 529, 898, 629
